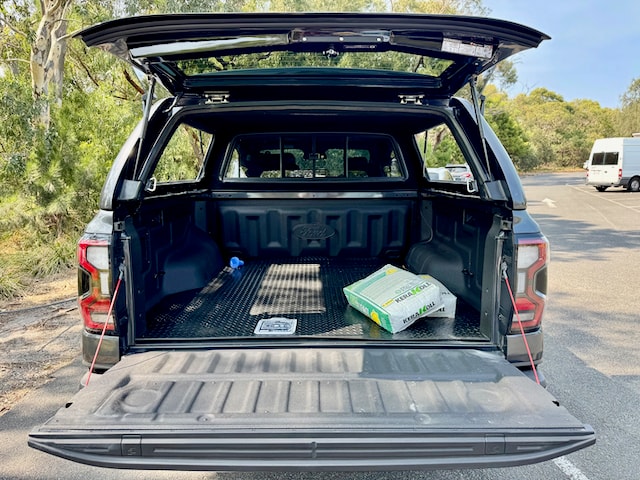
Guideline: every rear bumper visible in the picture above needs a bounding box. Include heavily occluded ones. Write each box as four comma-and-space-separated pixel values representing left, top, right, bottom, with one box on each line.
585, 179, 622, 187
81, 330, 120, 371
505, 328, 543, 366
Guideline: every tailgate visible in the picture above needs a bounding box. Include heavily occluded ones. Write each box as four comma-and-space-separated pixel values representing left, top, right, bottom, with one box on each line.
29, 348, 594, 471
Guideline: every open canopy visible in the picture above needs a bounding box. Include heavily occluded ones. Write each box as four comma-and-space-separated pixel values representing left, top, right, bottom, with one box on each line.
74, 13, 549, 96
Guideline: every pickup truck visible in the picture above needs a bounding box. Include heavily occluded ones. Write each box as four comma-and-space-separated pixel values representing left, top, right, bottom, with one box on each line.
29, 13, 595, 471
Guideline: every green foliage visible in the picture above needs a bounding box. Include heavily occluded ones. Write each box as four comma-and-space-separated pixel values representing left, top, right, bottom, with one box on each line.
29, 235, 78, 276
488, 111, 537, 170
123, 0, 262, 15
505, 88, 615, 169
120, 0, 484, 15
0, 77, 36, 192
415, 127, 465, 168
154, 125, 212, 182
0, 80, 139, 286
620, 77, 640, 107
432, 134, 465, 166
4, 83, 135, 238
0, 262, 25, 299
0, 10, 141, 294
482, 86, 536, 170
0, 229, 76, 299
616, 77, 640, 136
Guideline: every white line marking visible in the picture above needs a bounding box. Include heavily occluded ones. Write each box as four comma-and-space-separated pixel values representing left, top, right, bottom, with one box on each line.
553, 456, 591, 480
571, 185, 640, 211
583, 202, 619, 230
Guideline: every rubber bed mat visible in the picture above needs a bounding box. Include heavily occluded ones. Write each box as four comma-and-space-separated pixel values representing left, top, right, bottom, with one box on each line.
141, 257, 485, 341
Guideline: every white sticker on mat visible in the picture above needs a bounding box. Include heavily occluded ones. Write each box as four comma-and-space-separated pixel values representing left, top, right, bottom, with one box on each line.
254, 318, 298, 335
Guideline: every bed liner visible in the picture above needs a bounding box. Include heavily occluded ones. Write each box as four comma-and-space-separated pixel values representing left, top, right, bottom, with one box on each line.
141, 257, 485, 341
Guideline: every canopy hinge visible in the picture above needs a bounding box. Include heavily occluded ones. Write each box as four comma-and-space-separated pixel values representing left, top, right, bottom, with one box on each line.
399, 94, 424, 105
205, 92, 230, 104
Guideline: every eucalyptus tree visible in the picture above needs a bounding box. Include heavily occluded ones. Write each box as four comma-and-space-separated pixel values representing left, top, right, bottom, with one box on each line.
617, 77, 640, 136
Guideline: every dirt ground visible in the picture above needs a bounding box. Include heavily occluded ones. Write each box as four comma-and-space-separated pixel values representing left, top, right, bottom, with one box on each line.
0, 270, 80, 416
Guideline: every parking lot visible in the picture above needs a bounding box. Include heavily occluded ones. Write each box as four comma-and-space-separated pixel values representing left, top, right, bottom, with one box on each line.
1, 172, 638, 480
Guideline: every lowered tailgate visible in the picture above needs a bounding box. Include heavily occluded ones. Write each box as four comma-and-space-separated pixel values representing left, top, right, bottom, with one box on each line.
29, 348, 594, 471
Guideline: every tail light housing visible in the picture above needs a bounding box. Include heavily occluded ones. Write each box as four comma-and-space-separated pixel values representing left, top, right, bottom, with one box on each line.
510, 236, 548, 333
78, 237, 114, 333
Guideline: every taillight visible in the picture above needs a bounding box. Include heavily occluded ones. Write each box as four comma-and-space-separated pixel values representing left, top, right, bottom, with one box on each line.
511, 236, 548, 333
78, 238, 114, 333
619, 168, 622, 180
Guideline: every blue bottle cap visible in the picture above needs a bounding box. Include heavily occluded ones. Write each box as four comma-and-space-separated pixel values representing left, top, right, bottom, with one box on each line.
230, 256, 244, 269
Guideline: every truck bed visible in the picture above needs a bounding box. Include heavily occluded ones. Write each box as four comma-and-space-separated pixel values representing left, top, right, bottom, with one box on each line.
140, 257, 486, 342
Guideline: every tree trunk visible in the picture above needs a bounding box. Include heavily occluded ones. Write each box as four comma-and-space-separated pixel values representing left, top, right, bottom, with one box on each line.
30, 0, 72, 126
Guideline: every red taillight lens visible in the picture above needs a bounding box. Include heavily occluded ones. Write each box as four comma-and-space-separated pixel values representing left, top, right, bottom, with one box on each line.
78, 238, 114, 332
619, 168, 623, 180
511, 237, 548, 333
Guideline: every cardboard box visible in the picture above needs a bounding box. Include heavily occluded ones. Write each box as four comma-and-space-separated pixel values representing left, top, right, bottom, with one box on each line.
343, 265, 443, 333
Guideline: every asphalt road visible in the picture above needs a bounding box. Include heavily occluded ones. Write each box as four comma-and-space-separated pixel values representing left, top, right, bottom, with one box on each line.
1, 172, 638, 480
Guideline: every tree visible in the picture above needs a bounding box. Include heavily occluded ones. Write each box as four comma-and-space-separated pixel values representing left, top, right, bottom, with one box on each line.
0, 1, 33, 79
0, 0, 145, 283
482, 85, 536, 170
478, 60, 518, 93
617, 77, 640, 136
566, 99, 616, 165
31, 0, 73, 104
620, 77, 640, 107
1, 0, 73, 126
385, 0, 485, 14
507, 88, 615, 169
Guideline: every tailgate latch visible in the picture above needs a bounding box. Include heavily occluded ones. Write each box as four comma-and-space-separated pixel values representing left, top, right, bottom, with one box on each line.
485, 434, 505, 455
121, 435, 142, 456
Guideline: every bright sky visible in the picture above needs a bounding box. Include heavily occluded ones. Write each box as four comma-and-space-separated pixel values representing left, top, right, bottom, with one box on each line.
482, 0, 640, 108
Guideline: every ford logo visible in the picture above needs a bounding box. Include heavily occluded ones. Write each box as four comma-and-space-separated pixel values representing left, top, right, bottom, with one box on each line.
293, 223, 336, 240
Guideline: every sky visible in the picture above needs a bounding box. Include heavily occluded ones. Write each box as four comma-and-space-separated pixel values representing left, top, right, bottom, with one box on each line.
482, 0, 640, 108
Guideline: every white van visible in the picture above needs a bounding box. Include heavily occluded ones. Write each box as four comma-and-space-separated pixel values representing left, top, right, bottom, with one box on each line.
586, 136, 640, 192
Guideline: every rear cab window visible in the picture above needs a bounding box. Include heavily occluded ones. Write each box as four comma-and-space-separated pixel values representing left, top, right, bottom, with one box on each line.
222, 133, 404, 181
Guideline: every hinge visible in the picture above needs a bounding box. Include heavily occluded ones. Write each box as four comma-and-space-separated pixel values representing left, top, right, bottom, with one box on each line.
500, 219, 513, 231
205, 92, 230, 104
398, 94, 424, 105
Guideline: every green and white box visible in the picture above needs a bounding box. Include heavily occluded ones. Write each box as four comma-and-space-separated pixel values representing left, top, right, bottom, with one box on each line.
343, 265, 443, 333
